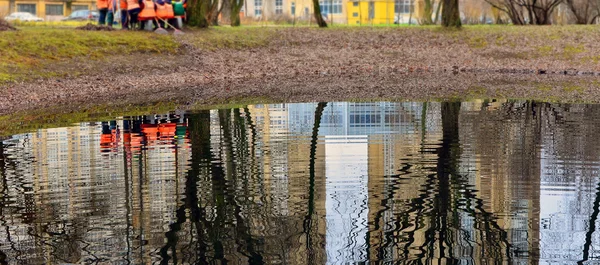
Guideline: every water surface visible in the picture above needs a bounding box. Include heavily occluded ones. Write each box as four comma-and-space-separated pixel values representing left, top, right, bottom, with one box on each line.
2, 100, 600, 264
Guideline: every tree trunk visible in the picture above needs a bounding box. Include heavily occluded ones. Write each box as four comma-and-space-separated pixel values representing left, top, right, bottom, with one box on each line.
441, 0, 461, 27
312, 0, 328, 27
187, 0, 210, 27
420, 0, 434, 24
207, 0, 220, 25
566, 0, 593, 24
433, 0, 442, 23
221, 0, 231, 25
230, 0, 244, 26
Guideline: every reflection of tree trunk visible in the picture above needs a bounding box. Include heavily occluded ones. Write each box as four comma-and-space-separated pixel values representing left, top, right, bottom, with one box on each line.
122, 121, 133, 264
436, 102, 461, 260
0, 143, 8, 265
243, 107, 258, 168
220, 109, 264, 264
578, 179, 600, 264
160, 112, 211, 264
161, 110, 264, 263
303, 102, 327, 263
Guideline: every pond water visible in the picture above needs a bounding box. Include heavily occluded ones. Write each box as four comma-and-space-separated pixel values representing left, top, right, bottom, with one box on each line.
1, 100, 600, 264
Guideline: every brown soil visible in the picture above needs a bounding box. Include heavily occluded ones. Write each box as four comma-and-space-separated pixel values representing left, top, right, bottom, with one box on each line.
76, 23, 115, 31
1, 27, 600, 116
0, 18, 17, 31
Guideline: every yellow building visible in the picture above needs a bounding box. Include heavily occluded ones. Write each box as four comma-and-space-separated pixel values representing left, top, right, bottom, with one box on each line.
346, 0, 415, 25
0, 0, 95, 21
346, 0, 393, 25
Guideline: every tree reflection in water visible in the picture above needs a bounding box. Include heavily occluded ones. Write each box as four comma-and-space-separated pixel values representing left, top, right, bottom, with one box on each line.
4, 101, 600, 263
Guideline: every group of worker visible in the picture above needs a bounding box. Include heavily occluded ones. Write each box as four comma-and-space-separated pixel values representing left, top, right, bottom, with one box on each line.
100, 118, 189, 153
96, 0, 185, 30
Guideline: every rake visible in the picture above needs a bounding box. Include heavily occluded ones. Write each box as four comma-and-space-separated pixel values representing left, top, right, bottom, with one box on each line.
154, 18, 169, 34
157, 17, 184, 35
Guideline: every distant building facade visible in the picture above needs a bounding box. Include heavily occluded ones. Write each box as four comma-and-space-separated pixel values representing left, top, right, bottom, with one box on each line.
0, 0, 94, 21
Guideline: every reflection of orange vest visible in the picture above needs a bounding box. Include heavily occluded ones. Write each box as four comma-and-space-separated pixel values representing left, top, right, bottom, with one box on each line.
156, 3, 174, 19
100, 134, 113, 149
127, 0, 140, 10
97, 0, 109, 9
142, 125, 159, 142
139, 0, 156, 20
158, 123, 176, 138
131, 134, 143, 151
123, 132, 131, 145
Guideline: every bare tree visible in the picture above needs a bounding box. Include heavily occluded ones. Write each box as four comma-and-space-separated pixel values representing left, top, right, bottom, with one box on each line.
485, 0, 563, 24
564, 0, 599, 24
485, 0, 526, 24
531, 0, 564, 24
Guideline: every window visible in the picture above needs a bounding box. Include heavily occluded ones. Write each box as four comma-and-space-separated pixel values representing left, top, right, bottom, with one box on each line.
395, 0, 413, 14
349, 114, 381, 127
254, 0, 262, 16
319, 0, 342, 14
46, 4, 64, 16
72, 5, 88, 12
275, 0, 283, 14
352, 12, 358, 17
368, 1, 373, 19
353, 1, 358, 6
17, 4, 36, 15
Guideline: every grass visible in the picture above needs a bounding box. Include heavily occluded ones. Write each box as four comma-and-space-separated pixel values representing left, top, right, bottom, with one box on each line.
0, 27, 180, 84
0, 25, 286, 83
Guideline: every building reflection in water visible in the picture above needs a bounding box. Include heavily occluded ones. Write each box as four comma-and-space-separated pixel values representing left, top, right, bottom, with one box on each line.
1, 101, 600, 264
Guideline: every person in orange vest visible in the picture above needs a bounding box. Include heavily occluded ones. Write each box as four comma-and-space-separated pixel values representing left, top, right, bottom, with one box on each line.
107, 0, 117, 27
120, 0, 128, 29
97, 0, 109, 25
138, 0, 157, 30
127, 0, 141, 29
155, 0, 175, 28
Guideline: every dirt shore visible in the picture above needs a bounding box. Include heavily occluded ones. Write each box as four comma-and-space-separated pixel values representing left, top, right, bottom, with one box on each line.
1, 26, 600, 117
